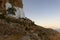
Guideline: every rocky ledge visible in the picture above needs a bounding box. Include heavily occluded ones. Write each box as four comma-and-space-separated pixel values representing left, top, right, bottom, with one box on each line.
0, 16, 60, 40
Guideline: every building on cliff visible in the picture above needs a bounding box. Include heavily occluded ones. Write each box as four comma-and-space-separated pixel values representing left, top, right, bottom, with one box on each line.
0, 0, 25, 18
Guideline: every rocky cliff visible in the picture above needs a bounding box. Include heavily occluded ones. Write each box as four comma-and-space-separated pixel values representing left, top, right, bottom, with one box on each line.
0, 0, 23, 15
8, 0, 23, 8
0, 16, 60, 40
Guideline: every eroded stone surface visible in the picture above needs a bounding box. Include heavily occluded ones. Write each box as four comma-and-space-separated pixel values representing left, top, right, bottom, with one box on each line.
0, 0, 25, 18
0, 17, 60, 40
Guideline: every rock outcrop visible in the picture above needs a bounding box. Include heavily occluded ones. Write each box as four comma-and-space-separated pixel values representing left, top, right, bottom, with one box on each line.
0, 16, 60, 40
0, 0, 23, 11
0, 0, 60, 40
0, 0, 25, 18
8, 0, 23, 8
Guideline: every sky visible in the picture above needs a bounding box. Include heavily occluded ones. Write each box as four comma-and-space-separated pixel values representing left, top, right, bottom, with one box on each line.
23, 0, 60, 29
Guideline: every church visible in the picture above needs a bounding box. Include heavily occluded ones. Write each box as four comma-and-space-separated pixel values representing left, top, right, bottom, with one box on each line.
0, 0, 25, 18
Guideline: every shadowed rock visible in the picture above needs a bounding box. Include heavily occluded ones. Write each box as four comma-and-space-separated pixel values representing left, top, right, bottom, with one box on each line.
0, 16, 60, 40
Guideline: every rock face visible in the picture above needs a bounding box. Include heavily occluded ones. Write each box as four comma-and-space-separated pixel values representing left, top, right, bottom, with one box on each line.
0, 16, 60, 40
0, 0, 6, 15
8, 0, 23, 8
0, 0, 25, 18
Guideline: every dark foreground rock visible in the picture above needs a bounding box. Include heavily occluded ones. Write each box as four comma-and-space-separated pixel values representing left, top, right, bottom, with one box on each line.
0, 16, 60, 40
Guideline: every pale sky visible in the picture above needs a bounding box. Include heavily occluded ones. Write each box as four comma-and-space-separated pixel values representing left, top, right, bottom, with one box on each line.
23, 0, 60, 29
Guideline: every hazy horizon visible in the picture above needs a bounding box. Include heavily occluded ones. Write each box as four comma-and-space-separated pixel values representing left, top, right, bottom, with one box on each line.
23, 0, 60, 29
